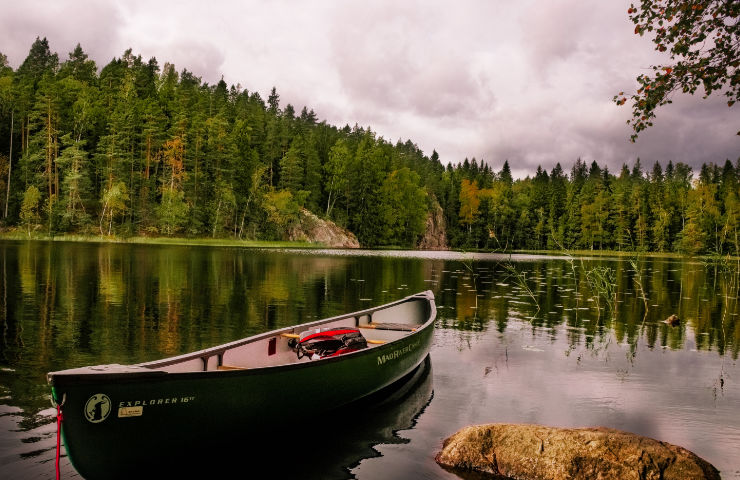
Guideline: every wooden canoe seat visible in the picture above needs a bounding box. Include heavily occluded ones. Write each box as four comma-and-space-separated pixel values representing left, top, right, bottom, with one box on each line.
358, 323, 419, 332
217, 365, 247, 371
282, 331, 386, 345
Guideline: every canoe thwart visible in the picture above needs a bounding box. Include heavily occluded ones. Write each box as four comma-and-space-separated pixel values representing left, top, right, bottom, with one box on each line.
358, 322, 419, 332
217, 365, 247, 371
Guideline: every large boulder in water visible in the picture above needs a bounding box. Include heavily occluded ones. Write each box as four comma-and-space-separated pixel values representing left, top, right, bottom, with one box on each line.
435, 424, 720, 480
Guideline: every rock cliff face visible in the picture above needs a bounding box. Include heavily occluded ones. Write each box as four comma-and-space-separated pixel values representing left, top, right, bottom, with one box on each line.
436, 424, 720, 480
287, 208, 360, 248
417, 199, 448, 250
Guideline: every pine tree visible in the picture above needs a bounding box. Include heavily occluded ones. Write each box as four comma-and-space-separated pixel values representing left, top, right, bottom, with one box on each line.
499, 160, 513, 185
347, 133, 387, 246
57, 134, 91, 229
378, 168, 427, 247
324, 138, 349, 218
547, 163, 567, 249
278, 142, 303, 194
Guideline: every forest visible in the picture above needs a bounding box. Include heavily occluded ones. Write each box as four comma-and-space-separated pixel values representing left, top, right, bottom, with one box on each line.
0, 38, 738, 255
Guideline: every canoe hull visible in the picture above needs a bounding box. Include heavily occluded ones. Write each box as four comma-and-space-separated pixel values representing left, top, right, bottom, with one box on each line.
50, 292, 435, 479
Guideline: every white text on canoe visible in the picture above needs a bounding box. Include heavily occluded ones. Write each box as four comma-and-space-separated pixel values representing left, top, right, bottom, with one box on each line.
118, 396, 196, 408
377, 341, 420, 366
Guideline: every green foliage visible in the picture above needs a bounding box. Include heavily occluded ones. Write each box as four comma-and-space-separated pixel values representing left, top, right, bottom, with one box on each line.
2, 39, 739, 255
346, 133, 387, 246
57, 134, 92, 230
616, 1, 739, 139
262, 189, 301, 239
378, 168, 427, 247
324, 138, 349, 218
444, 155, 740, 257
210, 179, 237, 238
157, 188, 189, 236
20, 185, 41, 235
100, 181, 129, 235
278, 141, 304, 194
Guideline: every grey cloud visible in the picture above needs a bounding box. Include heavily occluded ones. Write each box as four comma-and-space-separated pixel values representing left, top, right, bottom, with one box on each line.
147, 40, 225, 84
520, 0, 590, 67
467, 0, 739, 176
328, 3, 495, 123
2, 0, 736, 177
475, 92, 738, 179
0, 0, 122, 68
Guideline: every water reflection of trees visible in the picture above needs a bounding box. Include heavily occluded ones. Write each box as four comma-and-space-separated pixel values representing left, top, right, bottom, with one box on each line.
2, 243, 739, 419
3, 243, 451, 411
3, 244, 446, 370
5, 245, 350, 367
436, 257, 739, 360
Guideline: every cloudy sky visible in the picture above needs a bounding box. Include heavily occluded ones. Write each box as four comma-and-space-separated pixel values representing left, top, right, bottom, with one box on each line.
2, 0, 737, 178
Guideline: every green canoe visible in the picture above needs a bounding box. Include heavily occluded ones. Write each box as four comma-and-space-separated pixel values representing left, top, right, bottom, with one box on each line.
47, 291, 436, 479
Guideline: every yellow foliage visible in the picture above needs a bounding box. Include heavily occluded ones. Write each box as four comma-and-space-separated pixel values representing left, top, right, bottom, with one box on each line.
459, 179, 480, 226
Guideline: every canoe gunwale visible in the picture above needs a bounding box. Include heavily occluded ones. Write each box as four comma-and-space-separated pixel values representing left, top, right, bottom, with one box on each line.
138, 290, 434, 369
47, 290, 436, 385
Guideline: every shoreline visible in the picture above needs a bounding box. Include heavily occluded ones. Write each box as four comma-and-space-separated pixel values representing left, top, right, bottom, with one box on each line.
1, 232, 735, 260
0, 232, 322, 250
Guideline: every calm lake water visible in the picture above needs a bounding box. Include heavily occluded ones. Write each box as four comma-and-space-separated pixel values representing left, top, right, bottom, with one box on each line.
0, 240, 739, 479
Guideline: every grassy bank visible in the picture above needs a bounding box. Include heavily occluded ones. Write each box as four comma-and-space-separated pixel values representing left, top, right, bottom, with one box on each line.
452, 246, 732, 261
510, 248, 690, 259
0, 231, 323, 249
2, 231, 736, 261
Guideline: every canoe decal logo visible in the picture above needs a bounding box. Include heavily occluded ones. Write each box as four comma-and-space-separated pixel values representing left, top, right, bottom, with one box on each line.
377, 340, 420, 366
84, 393, 112, 423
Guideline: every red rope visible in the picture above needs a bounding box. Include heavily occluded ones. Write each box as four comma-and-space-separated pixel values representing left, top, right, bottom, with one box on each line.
55, 404, 63, 480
